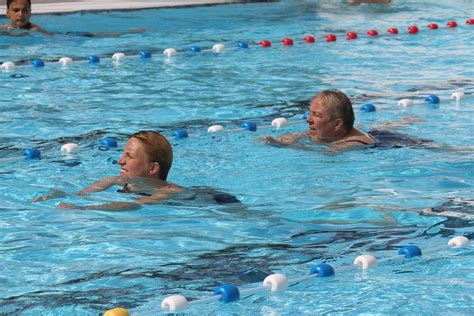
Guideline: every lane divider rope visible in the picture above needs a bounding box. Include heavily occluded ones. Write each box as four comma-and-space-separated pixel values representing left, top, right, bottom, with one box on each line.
1, 19, 473, 70
103, 236, 470, 315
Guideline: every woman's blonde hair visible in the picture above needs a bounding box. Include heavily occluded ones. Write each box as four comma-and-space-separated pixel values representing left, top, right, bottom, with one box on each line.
131, 131, 173, 180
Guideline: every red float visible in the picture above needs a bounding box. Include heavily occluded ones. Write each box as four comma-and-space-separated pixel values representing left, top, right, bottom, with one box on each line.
367, 29, 378, 36
325, 34, 337, 42
303, 36, 315, 43
281, 38, 294, 46
467, 19, 474, 25
387, 28, 399, 34
427, 23, 438, 30
408, 25, 419, 34
346, 32, 358, 40
447, 21, 458, 28
259, 40, 271, 48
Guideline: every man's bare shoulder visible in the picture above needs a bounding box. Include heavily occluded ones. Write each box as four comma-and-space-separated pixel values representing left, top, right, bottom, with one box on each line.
329, 130, 375, 151
30, 24, 52, 35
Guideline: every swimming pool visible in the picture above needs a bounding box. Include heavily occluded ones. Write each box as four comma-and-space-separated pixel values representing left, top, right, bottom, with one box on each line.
1, 0, 473, 314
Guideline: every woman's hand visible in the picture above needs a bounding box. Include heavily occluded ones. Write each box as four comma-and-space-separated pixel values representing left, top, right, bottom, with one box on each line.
31, 189, 66, 202
56, 202, 82, 210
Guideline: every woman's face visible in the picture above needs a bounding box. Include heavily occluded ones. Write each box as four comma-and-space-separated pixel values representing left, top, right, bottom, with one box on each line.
117, 137, 155, 179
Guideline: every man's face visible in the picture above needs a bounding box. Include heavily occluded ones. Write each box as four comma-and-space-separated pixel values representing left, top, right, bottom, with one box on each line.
7, 0, 32, 29
306, 97, 338, 141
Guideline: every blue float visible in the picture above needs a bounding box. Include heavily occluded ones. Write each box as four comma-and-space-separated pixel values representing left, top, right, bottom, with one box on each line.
99, 138, 118, 148
171, 129, 189, 139
309, 263, 335, 277
189, 46, 202, 53
31, 59, 45, 67
425, 95, 440, 104
23, 148, 41, 159
241, 121, 257, 131
214, 284, 240, 303
302, 113, 309, 120
360, 103, 376, 112
88, 55, 100, 63
139, 50, 152, 58
237, 41, 249, 49
398, 245, 422, 258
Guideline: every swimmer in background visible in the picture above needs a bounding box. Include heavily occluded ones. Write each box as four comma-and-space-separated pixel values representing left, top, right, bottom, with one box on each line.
422, 198, 474, 224
347, 0, 392, 4
262, 90, 375, 151
32, 130, 239, 211
261, 89, 465, 152
1, 0, 144, 37
0, 0, 50, 35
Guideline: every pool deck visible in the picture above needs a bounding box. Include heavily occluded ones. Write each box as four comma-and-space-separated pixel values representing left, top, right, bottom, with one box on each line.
0, 0, 245, 15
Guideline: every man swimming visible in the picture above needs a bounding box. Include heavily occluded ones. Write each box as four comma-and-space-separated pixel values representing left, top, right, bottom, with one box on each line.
262, 89, 448, 152
262, 90, 375, 151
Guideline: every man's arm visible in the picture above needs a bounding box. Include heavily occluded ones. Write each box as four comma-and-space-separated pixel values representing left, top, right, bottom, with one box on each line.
0, 23, 52, 36
373, 115, 425, 131
261, 132, 308, 147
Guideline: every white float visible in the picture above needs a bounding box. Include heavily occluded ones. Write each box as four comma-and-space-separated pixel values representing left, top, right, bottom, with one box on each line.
397, 98, 413, 107
1, 62, 15, 70
271, 117, 289, 129
112, 52, 126, 61
60, 143, 80, 153
263, 273, 289, 291
448, 236, 470, 247
163, 48, 177, 57
212, 44, 225, 53
207, 125, 225, 133
58, 57, 73, 66
353, 255, 378, 269
451, 91, 465, 101
161, 295, 188, 312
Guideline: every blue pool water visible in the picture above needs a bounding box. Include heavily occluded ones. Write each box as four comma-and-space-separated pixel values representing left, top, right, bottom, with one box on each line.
1, 1, 474, 314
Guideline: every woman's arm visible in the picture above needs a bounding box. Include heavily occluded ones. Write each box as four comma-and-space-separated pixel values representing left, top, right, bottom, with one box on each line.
77, 176, 121, 195
31, 176, 120, 202
56, 184, 183, 212
57, 201, 142, 212
31, 189, 67, 202
135, 185, 182, 205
